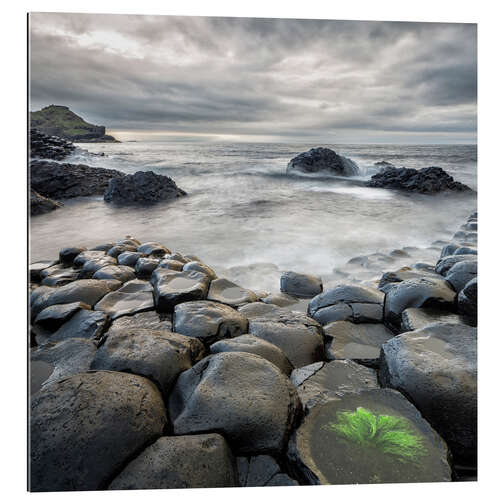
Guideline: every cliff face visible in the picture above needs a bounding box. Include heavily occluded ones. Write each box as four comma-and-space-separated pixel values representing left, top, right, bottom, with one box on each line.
30, 105, 118, 142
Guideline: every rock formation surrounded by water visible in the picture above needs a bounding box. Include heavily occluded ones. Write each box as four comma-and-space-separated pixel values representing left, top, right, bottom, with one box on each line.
286, 147, 360, 176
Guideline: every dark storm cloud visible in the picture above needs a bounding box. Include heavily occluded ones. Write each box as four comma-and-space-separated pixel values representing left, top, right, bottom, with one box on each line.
28, 13, 476, 141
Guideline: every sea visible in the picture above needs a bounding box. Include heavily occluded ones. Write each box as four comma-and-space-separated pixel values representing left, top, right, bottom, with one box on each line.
29, 142, 477, 294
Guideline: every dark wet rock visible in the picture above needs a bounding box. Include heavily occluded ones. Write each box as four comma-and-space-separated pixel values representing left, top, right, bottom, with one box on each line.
135, 257, 160, 278
173, 300, 248, 343
287, 388, 451, 485
117, 251, 145, 267
79, 256, 117, 278
237, 302, 280, 318
440, 244, 460, 258
59, 246, 87, 265
308, 284, 384, 325
48, 309, 110, 343
286, 147, 359, 176
158, 259, 184, 271
261, 291, 300, 307
30, 260, 59, 282
90, 242, 115, 252
40, 265, 80, 286
91, 328, 204, 394
454, 246, 477, 256
109, 434, 236, 490
117, 236, 142, 246
249, 310, 325, 368
380, 323, 477, 464
378, 267, 444, 292
31, 338, 97, 389
374, 160, 394, 167
445, 260, 477, 293
207, 278, 258, 306
30, 159, 124, 199
153, 269, 211, 313
291, 360, 379, 412
367, 166, 473, 193
73, 250, 106, 268
183, 260, 217, 279
237, 455, 297, 487
163, 251, 190, 263
30, 371, 167, 492
457, 277, 477, 321
106, 244, 137, 258
94, 279, 154, 320
30, 128, 75, 160
323, 321, 394, 363
30, 285, 58, 320
108, 310, 172, 333
210, 334, 293, 375
168, 352, 302, 454
280, 271, 323, 298
136, 241, 171, 257
463, 221, 477, 231
453, 230, 477, 244
30, 188, 62, 215
92, 265, 136, 283
389, 249, 411, 258
435, 254, 477, 275
34, 301, 90, 332
104, 170, 187, 204
384, 277, 456, 331
401, 307, 467, 332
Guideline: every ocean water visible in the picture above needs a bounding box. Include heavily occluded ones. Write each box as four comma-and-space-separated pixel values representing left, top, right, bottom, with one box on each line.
30, 142, 477, 293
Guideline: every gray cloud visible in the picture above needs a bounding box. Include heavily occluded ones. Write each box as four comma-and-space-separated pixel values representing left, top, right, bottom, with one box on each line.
29, 13, 476, 142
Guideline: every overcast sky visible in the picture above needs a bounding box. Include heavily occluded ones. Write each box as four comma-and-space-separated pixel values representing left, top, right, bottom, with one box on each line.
29, 13, 477, 143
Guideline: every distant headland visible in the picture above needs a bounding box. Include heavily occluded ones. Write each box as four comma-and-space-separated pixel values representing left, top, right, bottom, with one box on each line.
30, 104, 119, 143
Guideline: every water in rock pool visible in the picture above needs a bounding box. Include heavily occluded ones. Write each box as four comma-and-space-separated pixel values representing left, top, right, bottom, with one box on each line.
30, 142, 476, 293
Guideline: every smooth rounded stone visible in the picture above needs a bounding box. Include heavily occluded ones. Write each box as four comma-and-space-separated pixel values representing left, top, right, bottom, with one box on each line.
135, 256, 160, 278
237, 302, 280, 319
384, 277, 456, 331
108, 310, 172, 333
94, 279, 155, 320
287, 388, 451, 485
248, 310, 325, 368
207, 278, 258, 306
183, 260, 217, 279
440, 243, 459, 259
454, 246, 477, 256
435, 254, 476, 275
168, 352, 302, 454
34, 301, 90, 332
158, 258, 184, 271
30, 371, 167, 492
323, 321, 394, 363
173, 300, 248, 343
379, 323, 477, 464
116, 236, 142, 246
31, 338, 97, 389
401, 307, 467, 332
30, 260, 58, 282
136, 241, 171, 257
59, 246, 87, 265
91, 328, 204, 394
378, 267, 443, 292
106, 244, 137, 258
458, 277, 477, 319
40, 265, 80, 287
73, 250, 106, 268
291, 360, 379, 412
79, 255, 117, 278
30, 285, 58, 320
47, 309, 110, 343
210, 334, 293, 375
90, 242, 115, 252
286, 147, 359, 176
109, 434, 237, 490
237, 455, 297, 487
163, 251, 189, 263
308, 284, 385, 325
280, 271, 323, 299
412, 262, 436, 272
261, 291, 299, 307
389, 249, 411, 258
445, 260, 477, 293
117, 251, 146, 267
92, 264, 136, 283
153, 269, 211, 313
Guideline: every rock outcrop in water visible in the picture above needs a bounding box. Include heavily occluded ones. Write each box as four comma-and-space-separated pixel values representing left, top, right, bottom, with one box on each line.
29, 211, 477, 490
368, 166, 473, 193
30, 128, 76, 161
286, 147, 359, 176
30, 188, 62, 216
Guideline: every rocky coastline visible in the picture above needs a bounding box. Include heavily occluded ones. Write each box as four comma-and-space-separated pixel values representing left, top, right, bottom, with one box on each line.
29, 210, 478, 490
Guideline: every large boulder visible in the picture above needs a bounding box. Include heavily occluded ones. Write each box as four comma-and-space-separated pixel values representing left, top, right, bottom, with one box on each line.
445, 260, 477, 293
173, 300, 248, 344
30, 371, 167, 492
34, 301, 90, 332
59, 246, 87, 265
400, 307, 467, 332
30, 260, 59, 282
108, 310, 172, 333
207, 278, 258, 306
46, 309, 109, 343
286, 147, 359, 176
308, 284, 384, 325
104, 170, 186, 204
435, 254, 476, 275
93, 265, 136, 283
379, 324, 477, 464
378, 267, 444, 292
168, 352, 302, 454
287, 388, 451, 485
457, 277, 477, 321
280, 271, 323, 298
109, 434, 237, 490
39, 264, 80, 286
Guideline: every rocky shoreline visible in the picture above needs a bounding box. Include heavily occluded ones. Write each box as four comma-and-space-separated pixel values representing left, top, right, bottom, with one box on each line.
29, 211, 477, 491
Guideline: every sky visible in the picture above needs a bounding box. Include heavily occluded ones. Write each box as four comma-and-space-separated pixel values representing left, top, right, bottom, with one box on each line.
29, 13, 477, 143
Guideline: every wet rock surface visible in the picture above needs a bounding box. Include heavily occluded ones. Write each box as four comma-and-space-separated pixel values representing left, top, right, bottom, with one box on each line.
30, 188, 62, 215
280, 271, 323, 298
237, 455, 298, 487
207, 278, 258, 306
30, 128, 75, 160
286, 147, 359, 176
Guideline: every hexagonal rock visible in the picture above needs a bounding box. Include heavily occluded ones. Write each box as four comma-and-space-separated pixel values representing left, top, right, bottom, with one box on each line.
400, 307, 467, 333
153, 269, 211, 313
92, 265, 136, 283
135, 257, 160, 278
117, 251, 145, 267
40, 264, 80, 286
237, 302, 280, 319
91, 242, 115, 252
34, 301, 90, 332
237, 455, 298, 487
173, 300, 248, 344
30, 260, 59, 282
248, 310, 325, 368
435, 254, 476, 275
91, 328, 204, 395
109, 434, 237, 490
384, 277, 456, 331
280, 271, 323, 299
379, 323, 477, 464
49, 309, 109, 343
207, 278, 258, 306
168, 352, 302, 454
79, 256, 118, 278
378, 267, 444, 292
183, 260, 217, 279
73, 250, 106, 268
108, 310, 172, 334
458, 277, 477, 320
323, 321, 393, 364
210, 334, 293, 375
106, 244, 137, 258
287, 388, 451, 485
30, 371, 167, 492
59, 246, 87, 265
445, 260, 477, 293
94, 279, 154, 320
136, 242, 171, 257
308, 285, 385, 325
261, 292, 300, 307
290, 360, 379, 412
